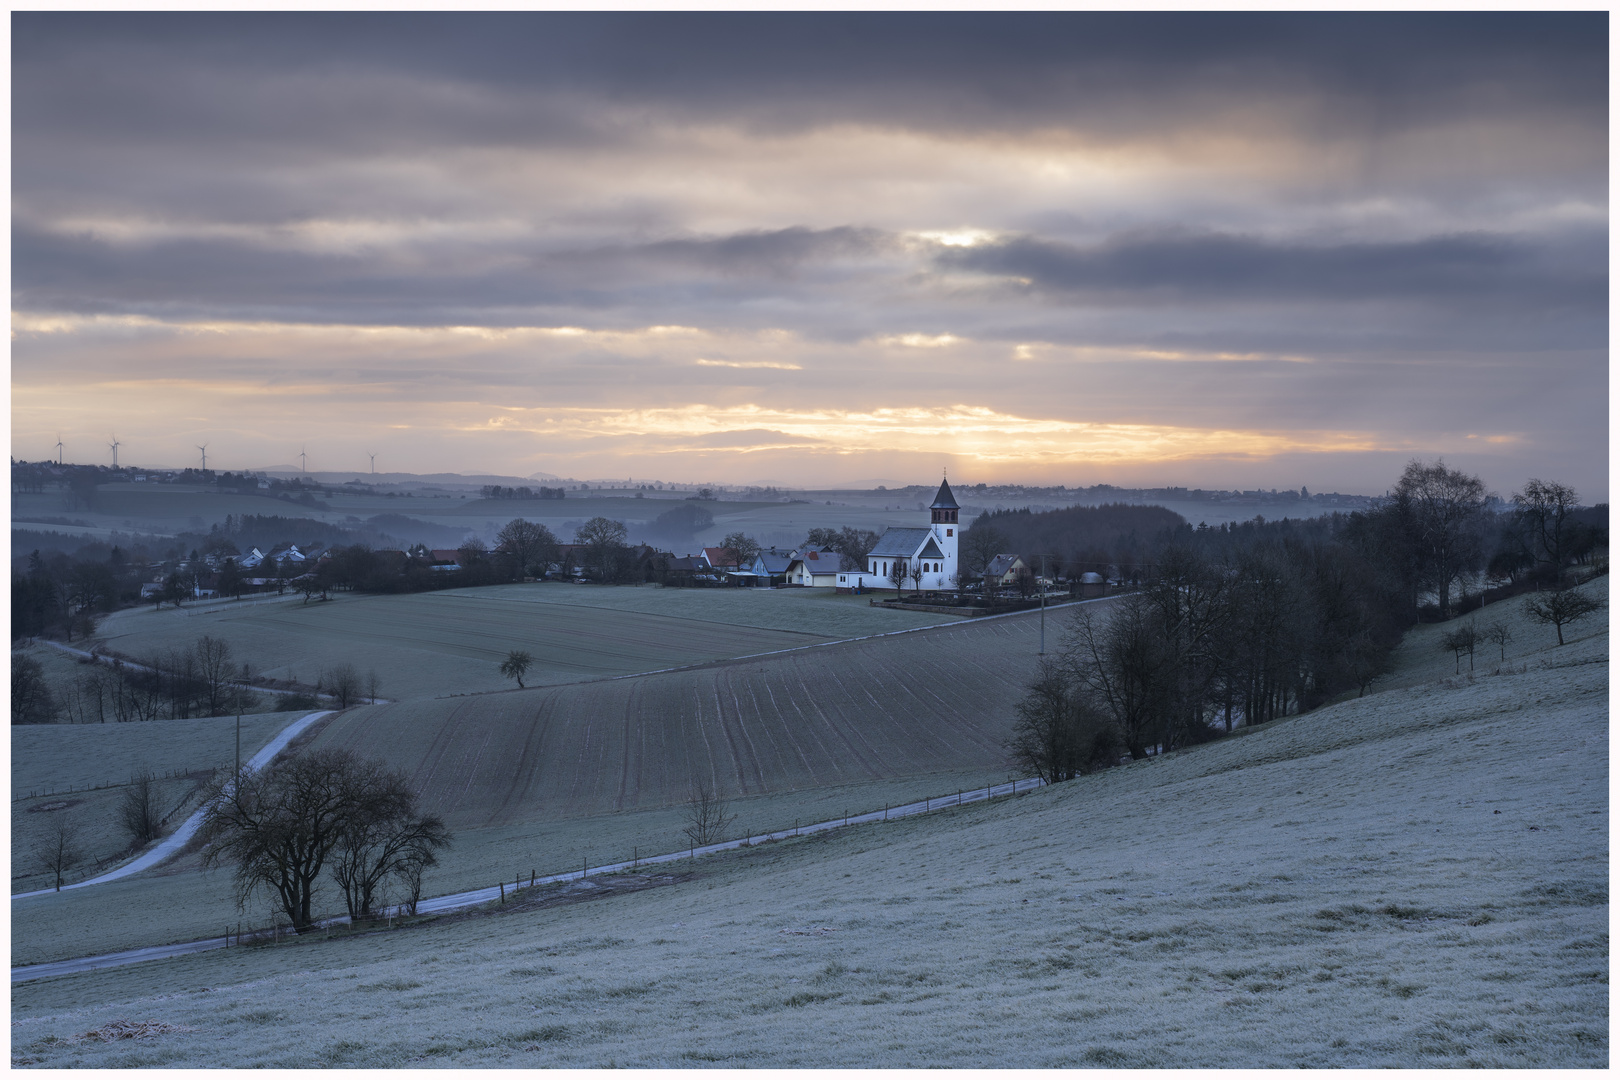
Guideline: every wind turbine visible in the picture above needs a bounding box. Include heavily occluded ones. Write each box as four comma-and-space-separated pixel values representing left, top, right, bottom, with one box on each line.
108, 435, 121, 468
368, 452, 376, 475
197, 443, 209, 470
299, 446, 307, 473
54, 435, 63, 465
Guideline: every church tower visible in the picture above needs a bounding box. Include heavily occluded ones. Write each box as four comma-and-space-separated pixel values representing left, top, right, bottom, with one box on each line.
929, 477, 960, 586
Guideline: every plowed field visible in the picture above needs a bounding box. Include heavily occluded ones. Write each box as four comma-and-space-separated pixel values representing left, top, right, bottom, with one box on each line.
309, 609, 1061, 827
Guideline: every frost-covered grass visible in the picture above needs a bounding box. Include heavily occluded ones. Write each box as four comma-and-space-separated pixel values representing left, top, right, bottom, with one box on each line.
12, 617, 1605, 1067
9, 765, 1010, 966
88, 583, 946, 701
13, 711, 292, 795
12, 711, 296, 892
1376, 575, 1606, 691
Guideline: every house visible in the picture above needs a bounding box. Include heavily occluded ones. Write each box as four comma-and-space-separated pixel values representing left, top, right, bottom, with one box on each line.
268, 544, 309, 566
834, 478, 960, 594
1078, 570, 1107, 598
984, 554, 1027, 588
427, 549, 465, 571
730, 547, 797, 587
785, 548, 843, 587
702, 546, 742, 572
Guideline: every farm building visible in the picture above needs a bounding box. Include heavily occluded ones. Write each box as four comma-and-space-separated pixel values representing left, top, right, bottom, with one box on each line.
835, 478, 960, 593
786, 548, 843, 586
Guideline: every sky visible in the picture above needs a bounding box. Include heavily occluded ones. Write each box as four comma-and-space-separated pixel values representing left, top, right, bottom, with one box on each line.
10, 13, 1609, 498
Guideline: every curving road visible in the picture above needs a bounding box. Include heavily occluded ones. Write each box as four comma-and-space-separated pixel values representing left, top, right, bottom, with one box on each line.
11, 711, 333, 901
12, 774, 1044, 982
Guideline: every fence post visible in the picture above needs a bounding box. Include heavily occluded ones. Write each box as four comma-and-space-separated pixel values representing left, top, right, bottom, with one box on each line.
499, 882, 505, 904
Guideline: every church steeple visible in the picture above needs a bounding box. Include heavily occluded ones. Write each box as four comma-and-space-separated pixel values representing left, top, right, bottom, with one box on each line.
929, 477, 958, 524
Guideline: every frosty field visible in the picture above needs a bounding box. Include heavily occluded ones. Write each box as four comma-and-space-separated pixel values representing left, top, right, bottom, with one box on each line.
10, 596, 1606, 1067
88, 584, 948, 700
10, 606, 1058, 964
308, 608, 1049, 829
11, 712, 293, 894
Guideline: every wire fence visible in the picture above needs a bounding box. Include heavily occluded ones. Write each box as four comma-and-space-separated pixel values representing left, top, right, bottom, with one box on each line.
14, 766, 213, 803
12, 774, 1049, 982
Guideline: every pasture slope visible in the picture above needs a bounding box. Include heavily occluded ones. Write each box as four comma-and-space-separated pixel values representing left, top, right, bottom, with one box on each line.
88, 584, 945, 700
11, 712, 296, 894
8, 604, 1058, 965
11, 587, 1606, 1067
306, 607, 1051, 829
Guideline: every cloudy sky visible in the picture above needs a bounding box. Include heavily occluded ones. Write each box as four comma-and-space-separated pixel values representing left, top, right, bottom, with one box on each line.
11, 13, 1608, 496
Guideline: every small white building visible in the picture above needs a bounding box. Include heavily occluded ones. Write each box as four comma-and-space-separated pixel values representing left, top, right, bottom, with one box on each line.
785, 548, 843, 587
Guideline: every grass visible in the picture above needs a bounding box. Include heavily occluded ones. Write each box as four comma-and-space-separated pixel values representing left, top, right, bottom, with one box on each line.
12, 709, 292, 795
11, 610, 1606, 1066
11, 710, 293, 893
1373, 575, 1606, 692
88, 583, 948, 700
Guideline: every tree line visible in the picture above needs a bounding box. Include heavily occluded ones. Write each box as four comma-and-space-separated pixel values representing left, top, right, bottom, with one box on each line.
12, 634, 374, 725
479, 484, 565, 500
1009, 460, 1606, 783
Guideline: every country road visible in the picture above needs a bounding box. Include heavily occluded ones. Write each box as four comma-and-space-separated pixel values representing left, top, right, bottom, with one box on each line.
12, 775, 1045, 982
11, 711, 333, 900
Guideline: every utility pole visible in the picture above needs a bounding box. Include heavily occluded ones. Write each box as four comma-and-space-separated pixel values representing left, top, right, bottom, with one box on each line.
1039, 553, 1048, 655
235, 709, 241, 780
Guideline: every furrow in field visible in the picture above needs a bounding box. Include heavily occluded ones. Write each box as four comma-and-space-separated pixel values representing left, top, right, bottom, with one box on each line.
306, 607, 1061, 827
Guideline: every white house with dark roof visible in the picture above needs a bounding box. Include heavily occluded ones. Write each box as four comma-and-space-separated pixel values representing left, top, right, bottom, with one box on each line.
786, 547, 843, 587
835, 478, 960, 593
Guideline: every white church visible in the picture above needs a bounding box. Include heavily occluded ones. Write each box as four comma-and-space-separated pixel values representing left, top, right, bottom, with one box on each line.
834, 478, 960, 593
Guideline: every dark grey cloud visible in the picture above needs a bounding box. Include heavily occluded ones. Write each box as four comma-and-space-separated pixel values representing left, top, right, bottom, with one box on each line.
935, 230, 1607, 312
14, 13, 1606, 148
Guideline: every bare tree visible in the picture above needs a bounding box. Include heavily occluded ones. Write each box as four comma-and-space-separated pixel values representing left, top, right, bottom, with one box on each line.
12, 653, 57, 724
1060, 595, 1175, 760
1523, 588, 1604, 646
500, 650, 533, 688
888, 558, 908, 598
194, 635, 235, 717
120, 770, 162, 845
32, 815, 84, 892
1513, 479, 1581, 579
1439, 624, 1478, 674
910, 561, 924, 596
1006, 659, 1118, 783
1482, 619, 1514, 662
682, 776, 736, 848
495, 518, 561, 579
365, 669, 381, 704
574, 517, 630, 582
719, 532, 761, 567
327, 759, 451, 920
321, 663, 362, 708
1393, 459, 1489, 618
201, 748, 376, 931
398, 852, 430, 916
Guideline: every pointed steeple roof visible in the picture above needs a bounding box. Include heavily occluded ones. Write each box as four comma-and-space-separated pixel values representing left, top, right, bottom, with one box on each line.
930, 477, 959, 510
